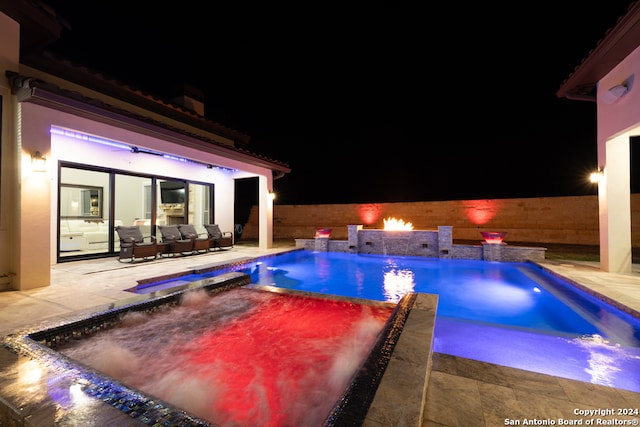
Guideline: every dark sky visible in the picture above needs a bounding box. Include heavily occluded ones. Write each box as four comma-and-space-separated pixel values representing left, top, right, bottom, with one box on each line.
42, 1, 637, 204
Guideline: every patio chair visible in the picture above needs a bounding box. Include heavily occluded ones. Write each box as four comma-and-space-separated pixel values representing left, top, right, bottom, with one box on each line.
204, 224, 234, 251
178, 224, 210, 254
115, 225, 158, 263
158, 225, 194, 256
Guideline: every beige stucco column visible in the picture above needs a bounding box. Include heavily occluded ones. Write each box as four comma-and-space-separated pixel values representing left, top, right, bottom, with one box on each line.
258, 175, 273, 249
16, 104, 52, 289
599, 135, 632, 274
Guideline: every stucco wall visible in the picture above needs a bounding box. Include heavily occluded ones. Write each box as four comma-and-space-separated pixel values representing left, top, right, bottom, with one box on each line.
242, 195, 640, 246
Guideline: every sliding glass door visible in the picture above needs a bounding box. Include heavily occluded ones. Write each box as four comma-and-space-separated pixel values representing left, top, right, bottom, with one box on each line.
58, 165, 214, 261
114, 175, 154, 252
188, 182, 212, 237
59, 166, 111, 259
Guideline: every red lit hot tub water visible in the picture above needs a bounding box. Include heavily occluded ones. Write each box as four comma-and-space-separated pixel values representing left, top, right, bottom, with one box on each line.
58, 287, 394, 426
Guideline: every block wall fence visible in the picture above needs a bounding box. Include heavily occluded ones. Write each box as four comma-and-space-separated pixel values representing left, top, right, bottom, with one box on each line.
241, 194, 640, 246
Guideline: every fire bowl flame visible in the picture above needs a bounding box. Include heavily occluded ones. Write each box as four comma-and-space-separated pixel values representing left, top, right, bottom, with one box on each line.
383, 217, 414, 231
481, 231, 507, 244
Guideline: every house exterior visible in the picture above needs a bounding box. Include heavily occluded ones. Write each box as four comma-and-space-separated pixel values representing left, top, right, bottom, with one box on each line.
557, 0, 640, 274
0, 1, 290, 290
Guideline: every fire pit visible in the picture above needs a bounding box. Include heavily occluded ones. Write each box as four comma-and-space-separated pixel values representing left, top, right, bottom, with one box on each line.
481, 231, 507, 244
383, 217, 414, 231
315, 228, 332, 238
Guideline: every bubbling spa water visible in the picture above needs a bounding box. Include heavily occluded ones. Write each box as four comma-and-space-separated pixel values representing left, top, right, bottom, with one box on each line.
56, 287, 394, 426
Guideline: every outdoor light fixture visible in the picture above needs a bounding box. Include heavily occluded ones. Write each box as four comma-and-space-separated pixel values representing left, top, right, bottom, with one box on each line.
601, 84, 629, 104
590, 167, 604, 183
31, 151, 46, 172
131, 146, 162, 156
269, 192, 276, 200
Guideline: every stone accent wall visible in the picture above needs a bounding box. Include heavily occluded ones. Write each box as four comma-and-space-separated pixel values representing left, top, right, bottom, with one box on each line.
356, 230, 439, 257
242, 194, 640, 246
294, 226, 546, 262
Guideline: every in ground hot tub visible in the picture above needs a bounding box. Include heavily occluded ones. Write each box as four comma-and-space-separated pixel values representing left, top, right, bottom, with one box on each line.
1, 272, 432, 426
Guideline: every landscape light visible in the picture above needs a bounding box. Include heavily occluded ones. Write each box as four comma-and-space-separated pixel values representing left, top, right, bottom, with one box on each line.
590, 167, 604, 183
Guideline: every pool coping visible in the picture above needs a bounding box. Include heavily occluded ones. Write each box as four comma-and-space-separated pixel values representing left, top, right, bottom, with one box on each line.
361, 292, 437, 426
532, 261, 640, 319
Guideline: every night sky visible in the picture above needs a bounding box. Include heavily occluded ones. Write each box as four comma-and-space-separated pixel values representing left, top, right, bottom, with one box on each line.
41, 1, 637, 205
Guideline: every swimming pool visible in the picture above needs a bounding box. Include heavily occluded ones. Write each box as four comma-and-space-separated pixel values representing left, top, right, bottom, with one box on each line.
140, 250, 640, 392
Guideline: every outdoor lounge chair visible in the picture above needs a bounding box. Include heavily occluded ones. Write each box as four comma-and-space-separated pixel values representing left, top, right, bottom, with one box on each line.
115, 225, 158, 263
204, 224, 234, 251
178, 224, 210, 254
158, 225, 194, 256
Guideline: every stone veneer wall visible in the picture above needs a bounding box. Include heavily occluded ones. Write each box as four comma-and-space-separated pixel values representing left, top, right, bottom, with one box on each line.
294, 226, 546, 262
242, 194, 640, 246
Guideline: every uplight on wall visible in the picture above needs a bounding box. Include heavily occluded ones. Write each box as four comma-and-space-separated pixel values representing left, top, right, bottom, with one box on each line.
31, 151, 47, 173
589, 167, 604, 183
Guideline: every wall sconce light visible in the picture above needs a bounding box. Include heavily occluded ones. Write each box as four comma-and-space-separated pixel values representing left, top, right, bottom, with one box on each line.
269, 192, 276, 200
601, 84, 629, 104
589, 167, 604, 183
31, 151, 47, 172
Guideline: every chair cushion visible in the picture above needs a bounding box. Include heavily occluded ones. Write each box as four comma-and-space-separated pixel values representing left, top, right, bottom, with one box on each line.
159, 225, 188, 242
204, 224, 223, 239
178, 224, 199, 239
115, 226, 144, 244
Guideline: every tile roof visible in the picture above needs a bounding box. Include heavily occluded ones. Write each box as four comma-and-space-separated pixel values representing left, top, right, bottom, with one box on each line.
4, 0, 289, 177
557, 0, 640, 101
11, 52, 291, 176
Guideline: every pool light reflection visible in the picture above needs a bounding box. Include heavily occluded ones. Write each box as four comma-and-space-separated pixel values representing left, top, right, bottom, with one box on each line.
383, 268, 415, 303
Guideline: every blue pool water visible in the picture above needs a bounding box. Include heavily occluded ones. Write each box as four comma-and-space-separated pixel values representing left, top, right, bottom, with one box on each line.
141, 250, 640, 392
